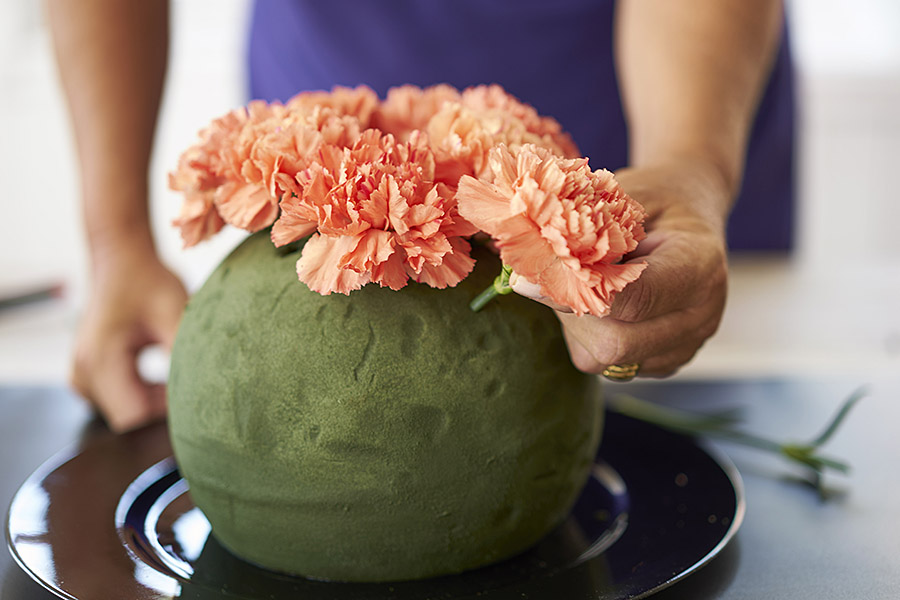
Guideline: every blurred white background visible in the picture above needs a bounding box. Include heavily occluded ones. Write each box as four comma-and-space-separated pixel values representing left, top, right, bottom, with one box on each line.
1, 0, 898, 384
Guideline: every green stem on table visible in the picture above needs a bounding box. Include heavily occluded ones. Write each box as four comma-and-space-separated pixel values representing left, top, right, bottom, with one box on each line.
607, 388, 866, 491
470, 264, 514, 312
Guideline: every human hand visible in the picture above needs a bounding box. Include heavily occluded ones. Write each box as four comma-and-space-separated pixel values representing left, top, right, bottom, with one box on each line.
514, 163, 729, 378
71, 246, 187, 432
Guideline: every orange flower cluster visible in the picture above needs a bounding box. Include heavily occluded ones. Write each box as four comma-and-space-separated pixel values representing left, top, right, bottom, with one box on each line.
274, 130, 478, 294
170, 84, 645, 313
456, 145, 647, 316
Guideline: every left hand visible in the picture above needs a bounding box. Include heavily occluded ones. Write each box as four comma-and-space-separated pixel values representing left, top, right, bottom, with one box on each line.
71, 244, 188, 432
514, 163, 729, 377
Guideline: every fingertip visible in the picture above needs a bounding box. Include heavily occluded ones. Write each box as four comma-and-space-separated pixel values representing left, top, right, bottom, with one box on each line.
105, 405, 150, 433
509, 273, 542, 299
104, 393, 166, 433
91, 357, 167, 433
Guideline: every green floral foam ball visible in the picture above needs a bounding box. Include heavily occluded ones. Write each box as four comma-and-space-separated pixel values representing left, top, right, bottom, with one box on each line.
168, 230, 602, 582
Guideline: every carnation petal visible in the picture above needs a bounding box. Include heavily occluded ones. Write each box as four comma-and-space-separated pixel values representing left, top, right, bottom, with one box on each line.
214, 182, 278, 231
296, 234, 370, 295
495, 216, 559, 280
537, 260, 613, 317
271, 215, 316, 247
173, 191, 224, 248
341, 229, 396, 274
411, 237, 475, 289
371, 249, 410, 291
455, 176, 514, 233
587, 261, 649, 298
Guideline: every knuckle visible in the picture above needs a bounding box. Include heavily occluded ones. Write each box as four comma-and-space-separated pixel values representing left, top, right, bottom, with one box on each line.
565, 335, 605, 374
612, 280, 654, 323
592, 333, 631, 367
699, 317, 720, 341
570, 351, 602, 374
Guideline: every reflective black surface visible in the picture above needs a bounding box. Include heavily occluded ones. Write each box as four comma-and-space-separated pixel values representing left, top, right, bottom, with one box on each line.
7, 411, 743, 600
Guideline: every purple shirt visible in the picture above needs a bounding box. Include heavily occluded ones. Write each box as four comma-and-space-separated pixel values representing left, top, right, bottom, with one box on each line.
248, 0, 795, 251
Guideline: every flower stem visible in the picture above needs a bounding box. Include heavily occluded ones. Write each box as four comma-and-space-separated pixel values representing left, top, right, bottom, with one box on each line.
607, 388, 865, 493
470, 265, 514, 312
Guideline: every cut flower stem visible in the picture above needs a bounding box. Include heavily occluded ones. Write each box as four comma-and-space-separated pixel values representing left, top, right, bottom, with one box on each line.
608, 387, 866, 494
470, 264, 514, 312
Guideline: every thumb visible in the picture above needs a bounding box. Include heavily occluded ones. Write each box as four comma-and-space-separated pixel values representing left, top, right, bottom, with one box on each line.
508, 272, 573, 313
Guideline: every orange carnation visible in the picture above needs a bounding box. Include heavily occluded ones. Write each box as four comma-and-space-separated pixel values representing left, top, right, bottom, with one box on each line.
456, 144, 647, 316
460, 85, 580, 159
170, 84, 640, 304
285, 85, 379, 129
371, 84, 461, 140
169, 107, 250, 246
170, 101, 366, 245
275, 130, 478, 295
423, 85, 582, 185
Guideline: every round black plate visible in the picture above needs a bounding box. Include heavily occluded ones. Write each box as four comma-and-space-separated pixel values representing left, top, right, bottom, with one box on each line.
6, 413, 743, 599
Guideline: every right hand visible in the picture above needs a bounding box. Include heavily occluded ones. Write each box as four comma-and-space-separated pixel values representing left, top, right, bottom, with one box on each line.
507, 163, 730, 379
71, 246, 187, 432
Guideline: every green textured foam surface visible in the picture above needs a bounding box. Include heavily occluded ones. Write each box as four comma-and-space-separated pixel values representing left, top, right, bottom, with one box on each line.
168, 230, 603, 582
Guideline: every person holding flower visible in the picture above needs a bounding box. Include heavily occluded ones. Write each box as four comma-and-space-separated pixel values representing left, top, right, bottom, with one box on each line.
46, 0, 790, 431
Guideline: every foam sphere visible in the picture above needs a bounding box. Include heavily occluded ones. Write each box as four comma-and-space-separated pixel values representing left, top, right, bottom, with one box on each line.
168, 230, 602, 582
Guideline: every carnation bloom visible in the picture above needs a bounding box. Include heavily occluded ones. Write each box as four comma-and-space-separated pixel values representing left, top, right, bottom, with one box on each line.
242, 106, 363, 202
371, 84, 461, 139
170, 186, 226, 248
456, 144, 647, 316
169, 108, 249, 246
285, 85, 379, 128
424, 85, 582, 185
170, 101, 365, 244
171, 84, 637, 304
460, 85, 581, 159
273, 130, 479, 295
202, 101, 288, 233
425, 103, 496, 184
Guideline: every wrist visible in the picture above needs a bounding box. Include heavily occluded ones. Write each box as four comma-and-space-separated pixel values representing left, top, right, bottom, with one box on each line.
88, 224, 158, 280
615, 157, 734, 238
81, 178, 158, 274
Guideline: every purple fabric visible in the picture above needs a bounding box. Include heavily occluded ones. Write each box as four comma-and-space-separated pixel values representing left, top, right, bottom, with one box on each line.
247, 0, 795, 251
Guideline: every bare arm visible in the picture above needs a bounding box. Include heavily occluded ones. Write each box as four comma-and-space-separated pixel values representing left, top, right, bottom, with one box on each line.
48, 0, 168, 256
552, 0, 784, 376
47, 0, 186, 431
617, 0, 782, 219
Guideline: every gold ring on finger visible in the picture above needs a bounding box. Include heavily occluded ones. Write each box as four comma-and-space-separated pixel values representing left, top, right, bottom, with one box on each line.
601, 362, 640, 382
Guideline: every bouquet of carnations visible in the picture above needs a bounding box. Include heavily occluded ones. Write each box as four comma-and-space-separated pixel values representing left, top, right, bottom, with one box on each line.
169, 84, 647, 316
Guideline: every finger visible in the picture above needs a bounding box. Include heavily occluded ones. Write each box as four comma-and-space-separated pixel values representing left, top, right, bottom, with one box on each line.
565, 324, 701, 379
608, 254, 698, 324
509, 272, 573, 313
90, 340, 166, 432
561, 324, 607, 374
624, 228, 668, 259
558, 311, 685, 368
608, 233, 726, 324
561, 318, 698, 378
557, 305, 719, 375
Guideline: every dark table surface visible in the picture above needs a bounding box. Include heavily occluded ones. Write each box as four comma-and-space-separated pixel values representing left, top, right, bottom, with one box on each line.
2, 377, 899, 600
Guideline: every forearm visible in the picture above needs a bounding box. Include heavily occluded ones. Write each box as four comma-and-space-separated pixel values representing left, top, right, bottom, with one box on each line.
614, 0, 783, 226
46, 0, 169, 267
